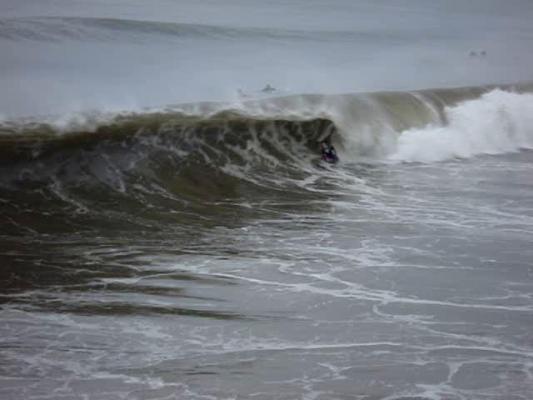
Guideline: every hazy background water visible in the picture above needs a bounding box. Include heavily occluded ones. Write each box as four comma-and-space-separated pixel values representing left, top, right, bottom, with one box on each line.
2, 0, 533, 116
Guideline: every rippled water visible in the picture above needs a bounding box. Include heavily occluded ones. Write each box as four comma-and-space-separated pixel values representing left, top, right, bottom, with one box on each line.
2, 150, 532, 400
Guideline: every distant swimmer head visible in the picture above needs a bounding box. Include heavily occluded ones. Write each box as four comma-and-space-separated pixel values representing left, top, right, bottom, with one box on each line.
469, 49, 487, 57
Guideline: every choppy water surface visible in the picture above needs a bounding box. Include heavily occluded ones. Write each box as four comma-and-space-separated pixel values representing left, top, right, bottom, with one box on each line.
2, 140, 533, 399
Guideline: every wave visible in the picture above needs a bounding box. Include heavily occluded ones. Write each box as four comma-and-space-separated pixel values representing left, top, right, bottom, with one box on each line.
0, 16, 378, 44
2, 82, 532, 161
1, 83, 533, 233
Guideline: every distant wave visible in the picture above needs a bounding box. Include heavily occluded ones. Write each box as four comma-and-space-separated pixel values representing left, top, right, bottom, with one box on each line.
0, 16, 408, 44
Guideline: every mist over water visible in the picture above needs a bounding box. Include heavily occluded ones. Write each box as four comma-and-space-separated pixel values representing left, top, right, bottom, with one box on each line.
1, 1, 533, 400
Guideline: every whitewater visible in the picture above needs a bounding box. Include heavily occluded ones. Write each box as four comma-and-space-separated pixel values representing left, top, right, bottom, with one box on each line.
1, 1, 533, 399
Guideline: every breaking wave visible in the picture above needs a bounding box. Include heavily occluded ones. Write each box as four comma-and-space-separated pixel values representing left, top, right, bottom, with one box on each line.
2, 83, 532, 164
1, 83, 533, 236
391, 89, 533, 162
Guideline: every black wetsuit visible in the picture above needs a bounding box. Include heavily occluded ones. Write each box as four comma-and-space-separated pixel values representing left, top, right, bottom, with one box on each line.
321, 145, 338, 163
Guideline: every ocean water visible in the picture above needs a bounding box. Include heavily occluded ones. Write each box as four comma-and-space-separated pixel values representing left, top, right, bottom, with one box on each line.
1, 1, 533, 399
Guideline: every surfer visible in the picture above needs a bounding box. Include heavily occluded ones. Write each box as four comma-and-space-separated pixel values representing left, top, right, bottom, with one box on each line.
320, 141, 338, 163
261, 84, 276, 93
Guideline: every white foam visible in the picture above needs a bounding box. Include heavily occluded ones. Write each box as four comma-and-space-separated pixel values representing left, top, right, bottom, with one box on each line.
389, 90, 533, 163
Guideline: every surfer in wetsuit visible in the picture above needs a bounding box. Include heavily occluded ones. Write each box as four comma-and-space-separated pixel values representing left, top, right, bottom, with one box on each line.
320, 141, 338, 163
261, 84, 276, 93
